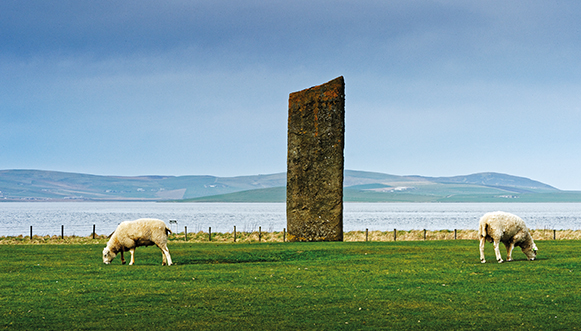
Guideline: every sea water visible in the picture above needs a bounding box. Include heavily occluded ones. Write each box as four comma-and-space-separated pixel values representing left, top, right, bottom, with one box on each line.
1, 202, 581, 236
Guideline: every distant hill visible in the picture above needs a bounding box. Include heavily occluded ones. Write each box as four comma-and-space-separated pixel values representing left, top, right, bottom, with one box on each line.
183, 170, 579, 203
418, 172, 557, 193
0, 169, 285, 201
3, 169, 577, 202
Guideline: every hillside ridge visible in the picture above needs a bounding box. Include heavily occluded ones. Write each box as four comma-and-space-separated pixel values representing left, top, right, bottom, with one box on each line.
0, 169, 565, 202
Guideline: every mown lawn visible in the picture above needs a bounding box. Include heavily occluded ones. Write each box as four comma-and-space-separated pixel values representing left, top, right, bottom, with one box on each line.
1, 240, 579, 330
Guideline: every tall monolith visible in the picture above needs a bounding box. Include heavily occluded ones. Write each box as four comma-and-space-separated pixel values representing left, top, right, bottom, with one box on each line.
286, 76, 345, 241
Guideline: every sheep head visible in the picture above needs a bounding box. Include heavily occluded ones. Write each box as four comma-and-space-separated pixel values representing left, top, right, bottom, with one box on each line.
102, 247, 117, 264
521, 236, 538, 261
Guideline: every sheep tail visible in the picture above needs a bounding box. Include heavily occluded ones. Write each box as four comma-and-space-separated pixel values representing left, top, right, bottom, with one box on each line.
479, 221, 488, 238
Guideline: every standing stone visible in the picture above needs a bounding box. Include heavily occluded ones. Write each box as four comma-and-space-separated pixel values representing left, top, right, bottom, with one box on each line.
286, 76, 345, 242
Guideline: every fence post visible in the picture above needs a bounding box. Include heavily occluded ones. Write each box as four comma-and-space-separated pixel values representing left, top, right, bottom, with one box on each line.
394, 229, 397, 241
61, 225, 64, 239
209, 227, 212, 242
454, 229, 457, 240
259, 226, 262, 242
185, 226, 188, 241
30, 226, 33, 240
365, 228, 368, 242
93, 224, 96, 239
553, 229, 556, 240
283, 228, 286, 242
424, 229, 427, 240
234, 226, 236, 242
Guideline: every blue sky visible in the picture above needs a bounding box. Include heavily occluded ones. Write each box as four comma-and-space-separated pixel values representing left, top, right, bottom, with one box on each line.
2, 1, 581, 189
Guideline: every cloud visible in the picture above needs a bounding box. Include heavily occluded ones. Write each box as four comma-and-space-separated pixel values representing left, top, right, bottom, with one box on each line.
2, 1, 581, 188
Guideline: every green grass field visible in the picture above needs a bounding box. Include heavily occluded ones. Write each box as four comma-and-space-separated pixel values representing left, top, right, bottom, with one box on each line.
1, 240, 580, 330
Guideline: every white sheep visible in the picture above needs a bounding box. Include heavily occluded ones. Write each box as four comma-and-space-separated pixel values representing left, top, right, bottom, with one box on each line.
479, 211, 538, 263
103, 218, 173, 266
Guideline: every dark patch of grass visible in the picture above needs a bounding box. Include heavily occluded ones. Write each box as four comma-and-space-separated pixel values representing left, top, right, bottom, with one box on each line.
1, 241, 580, 330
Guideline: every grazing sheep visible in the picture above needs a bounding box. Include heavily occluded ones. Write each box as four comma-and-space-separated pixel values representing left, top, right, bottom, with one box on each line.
103, 218, 173, 266
479, 211, 538, 263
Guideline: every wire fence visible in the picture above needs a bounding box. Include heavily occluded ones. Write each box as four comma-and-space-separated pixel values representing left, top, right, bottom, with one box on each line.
2, 224, 581, 243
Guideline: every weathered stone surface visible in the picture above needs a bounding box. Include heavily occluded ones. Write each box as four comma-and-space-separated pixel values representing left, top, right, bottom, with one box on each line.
286, 76, 345, 242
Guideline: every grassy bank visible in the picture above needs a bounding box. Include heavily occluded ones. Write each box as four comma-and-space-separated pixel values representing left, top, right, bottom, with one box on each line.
1, 240, 580, 330
2, 229, 581, 245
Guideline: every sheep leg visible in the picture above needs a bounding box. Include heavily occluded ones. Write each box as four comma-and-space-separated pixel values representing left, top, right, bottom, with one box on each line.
129, 248, 135, 265
493, 240, 504, 263
161, 250, 167, 265
156, 243, 172, 266
162, 247, 173, 266
165, 250, 172, 266
479, 237, 487, 263
120, 251, 126, 265
505, 242, 515, 262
